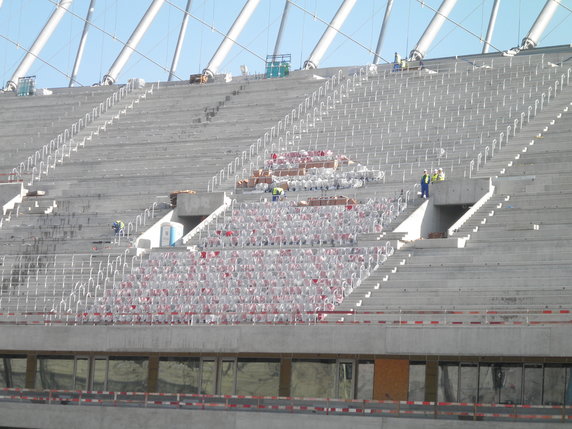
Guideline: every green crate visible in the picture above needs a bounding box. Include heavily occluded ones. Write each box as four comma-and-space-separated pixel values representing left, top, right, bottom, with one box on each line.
17, 76, 36, 96
265, 55, 291, 79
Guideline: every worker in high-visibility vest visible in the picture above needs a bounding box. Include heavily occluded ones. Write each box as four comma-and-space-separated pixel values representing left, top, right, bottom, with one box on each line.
112, 220, 125, 235
271, 186, 285, 202
431, 169, 439, 183
436, 167, 445, 182
420, 169, 430, 198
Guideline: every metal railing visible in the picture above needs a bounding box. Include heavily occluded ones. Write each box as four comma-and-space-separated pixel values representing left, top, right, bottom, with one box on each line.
466, 65, 572, 179
209, 69, 353, 192
0, 387, 570, 423
8, 81, 157, 186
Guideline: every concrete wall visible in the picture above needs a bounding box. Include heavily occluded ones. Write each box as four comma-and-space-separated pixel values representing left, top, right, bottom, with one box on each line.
432, 178, 491, 206
393, 199, 430, 240
0, 402, 553, 429
395, 179, 492, 240
0, 182, 25, 215
394, 199, 450, 239
1, 324, 570, 357
136, 192, 227, 250
493, 175, 535, 194
176, 192, 226, 217
135, 209, 177, 251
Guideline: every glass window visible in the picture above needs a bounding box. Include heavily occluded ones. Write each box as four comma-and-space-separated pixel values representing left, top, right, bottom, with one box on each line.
0, 358, 6, 388
565, 367, 572, 405
2, 357, 27, 389
478, 364, 497, 403
291, 359, 336, 398
459, 364, 478, 403
157, 358, 200, 394
75, 358, 89, 391
523, 365, 543, 405
438, 364, 458, 402
544, 366, 566, 405
236, 358, 280, 397
408, 363, 425, 402
356, 361, 374, 400
92, 358, 107, 391
338, 361, 354, 400
498, 365, 522, 404
219, 359, 236, 395
106, 357, 148, 392
200, 359, 216, 395
36, 356, 75, 390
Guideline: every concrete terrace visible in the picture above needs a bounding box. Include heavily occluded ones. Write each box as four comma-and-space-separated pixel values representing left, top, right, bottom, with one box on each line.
0, 45, 570, 347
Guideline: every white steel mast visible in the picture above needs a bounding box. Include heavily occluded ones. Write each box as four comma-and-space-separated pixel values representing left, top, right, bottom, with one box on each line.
203, 0, 261, 78
102, 0, 165, 85
303, 0, 357, 70
521, 0, 561, 50
273, 0, 291, 56
168, 0, 193, 81
373, 0, 394, 64
482, 0, 501, 54
69, 0, 96, 87
6, 0, 74, 90
409, 0, 458, 61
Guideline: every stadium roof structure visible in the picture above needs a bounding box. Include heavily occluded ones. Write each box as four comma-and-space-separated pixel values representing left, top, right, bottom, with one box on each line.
1, 1, 572, 429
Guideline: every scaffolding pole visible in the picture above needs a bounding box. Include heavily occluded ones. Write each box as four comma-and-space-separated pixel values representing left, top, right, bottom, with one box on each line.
409, 0, 458, 61
6, 0, 74, 90
168, 0, 193, 81
304, 0, 357, 69
521, 0, 561, 50
203, 0, 261, 77
69, 0, 96, 87
273, 0, 291, 56
373, 0, 394, 64
102, 0, 165, 85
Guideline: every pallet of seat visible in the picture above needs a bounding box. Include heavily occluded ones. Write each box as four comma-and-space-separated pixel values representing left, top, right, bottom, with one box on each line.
271, 168, 306, 177
299, 160, 338, 170
303, 196, 357, 207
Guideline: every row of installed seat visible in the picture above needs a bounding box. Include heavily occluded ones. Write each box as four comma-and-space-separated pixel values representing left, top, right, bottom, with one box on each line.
83, 246, 388, 323
271, 166, 384, 193
198, 200, 395, 248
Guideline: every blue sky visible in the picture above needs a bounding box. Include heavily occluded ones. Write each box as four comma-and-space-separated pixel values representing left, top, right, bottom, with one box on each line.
0, 0, 571, 88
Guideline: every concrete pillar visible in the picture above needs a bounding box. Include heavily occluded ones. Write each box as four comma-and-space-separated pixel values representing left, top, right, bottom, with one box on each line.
25, 355, 37, 389
425, 360, 439, 402
278, 358, 292, 397
147, 356, 159, 392
373, 358, 409, 401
